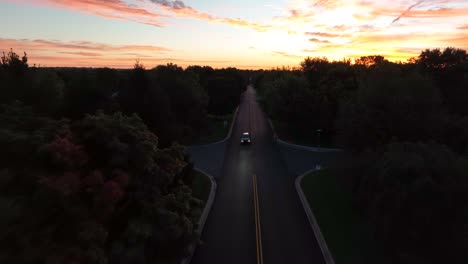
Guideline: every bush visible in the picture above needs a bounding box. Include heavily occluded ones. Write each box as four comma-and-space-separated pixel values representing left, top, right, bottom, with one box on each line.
0, 110, 203, 264
336, 66, 442, 151
339, 142, 468, 263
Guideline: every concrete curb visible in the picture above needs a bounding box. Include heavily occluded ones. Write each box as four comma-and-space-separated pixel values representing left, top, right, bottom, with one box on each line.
223, 106, 239, 143
191, 106, 239, 147
181, 167, 217, 264
277, 139, 343, 152
295, 168, 335, 264
268, 118, 343, 153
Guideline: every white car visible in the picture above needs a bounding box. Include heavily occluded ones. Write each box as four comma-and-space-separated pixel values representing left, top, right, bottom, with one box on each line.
240, 132, 251, 144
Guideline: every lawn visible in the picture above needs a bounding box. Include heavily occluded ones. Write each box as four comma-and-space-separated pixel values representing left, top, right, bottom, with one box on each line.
301, 170, 386, 264
191, 170, 212, 203
272, 119, 335, 148
194, 113, 233, 145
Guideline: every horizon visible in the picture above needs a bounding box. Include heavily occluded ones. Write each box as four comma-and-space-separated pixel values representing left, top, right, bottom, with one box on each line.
1, 0, 467, 69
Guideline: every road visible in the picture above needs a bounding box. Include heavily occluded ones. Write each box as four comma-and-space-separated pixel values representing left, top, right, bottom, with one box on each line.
191, 86, 325, 264
278, 144, 341, 176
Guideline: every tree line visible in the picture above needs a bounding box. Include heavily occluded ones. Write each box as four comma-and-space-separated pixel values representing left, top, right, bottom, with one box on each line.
0, 49, 247, 264
256, 47, 468, 263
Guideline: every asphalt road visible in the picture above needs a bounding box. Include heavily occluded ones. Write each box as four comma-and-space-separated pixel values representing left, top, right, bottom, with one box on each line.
188, 141, 226, 177
191, 86, 325, 264
278, 144, 341, 176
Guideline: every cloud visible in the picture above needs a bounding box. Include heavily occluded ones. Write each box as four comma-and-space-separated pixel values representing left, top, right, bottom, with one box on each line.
59, 51, 102, 57
290, 9, 301, 17
150, 0, 186, 9
332, 25, 350, 30
4, 0, 468, 67
392, 0, 428, 24
147, 0, 271, 31
272, 51, 303, 58
0, 38, 170, 53
305, 32, 342, 38
395, 47, 425, 54
0, 38, 245, 69
12, 0, 271, 32
309, 38, 331, 44
313, 0, 343, 9
37, 0, 165, 27
441, 37, 468, 47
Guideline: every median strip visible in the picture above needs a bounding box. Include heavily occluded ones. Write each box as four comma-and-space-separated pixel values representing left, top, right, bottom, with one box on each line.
253, 174, 264, 264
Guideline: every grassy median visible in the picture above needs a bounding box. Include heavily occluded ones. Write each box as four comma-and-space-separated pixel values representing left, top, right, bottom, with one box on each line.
271, 119, 335, 148
301, 170, 385, 264
194, 113, 233, 145
191, 170, 212, 203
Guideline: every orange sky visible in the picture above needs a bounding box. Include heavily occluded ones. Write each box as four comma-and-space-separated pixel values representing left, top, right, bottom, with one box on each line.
1, 0, 467, 69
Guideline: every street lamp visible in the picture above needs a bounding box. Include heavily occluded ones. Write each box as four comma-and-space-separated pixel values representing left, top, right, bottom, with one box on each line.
316, 129, 322, 147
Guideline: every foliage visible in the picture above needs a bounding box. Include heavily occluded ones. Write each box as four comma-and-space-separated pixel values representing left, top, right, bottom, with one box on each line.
0, 49, 29, 104
0, 110, 203, 264
187, 66, 247, 115
338, 142, 468, 263
118, 63, 208, 147
1, 49, 247, 147
417, 47, 468, 115
256, 47, 468, 263
257, 61, 355, 144
336, 66, 442, 151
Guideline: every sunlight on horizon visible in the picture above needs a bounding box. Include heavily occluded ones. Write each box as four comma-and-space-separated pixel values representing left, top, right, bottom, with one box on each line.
1, 0, 467, 69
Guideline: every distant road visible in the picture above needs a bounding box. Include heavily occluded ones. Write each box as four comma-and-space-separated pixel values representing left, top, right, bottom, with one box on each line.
191, 86, 325, 264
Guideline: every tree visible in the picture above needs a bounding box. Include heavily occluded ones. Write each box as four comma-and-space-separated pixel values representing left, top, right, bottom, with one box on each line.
28, 69, 65, 115
418, 47, 467, 71
1, 49, 28, 74
300, 57, 329, 87
0, 111, 203, 264
187, 66, 245, 115
336, 64, 442, 151
339, 142, 468, 263
417, 47, 468, 115
355, 55, 388, 67
0, 49, 29, 103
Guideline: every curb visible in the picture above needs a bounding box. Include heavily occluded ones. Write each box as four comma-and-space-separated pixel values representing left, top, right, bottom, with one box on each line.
224, 106, 239, 143
181, 167, 217, 264
268, 118, 343, 153
295, 169, 335, 264
191, 106, 239, 147
277, 139, 343, 152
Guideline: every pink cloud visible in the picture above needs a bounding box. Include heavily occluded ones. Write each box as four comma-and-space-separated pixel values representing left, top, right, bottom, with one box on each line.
0, 38, 170, 52
0, 38, 241, 68
305, 32, 343, 38
309, 38, 331, 44
59, 51, 103, 56
148, 0, 271, 31
6, 0, 271, 32
34, 0, 166, 26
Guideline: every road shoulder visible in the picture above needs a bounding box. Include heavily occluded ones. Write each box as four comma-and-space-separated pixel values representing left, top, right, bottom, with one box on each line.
268, 118, 343, 152
296, 169, 336, 264
182, 168, 217, 264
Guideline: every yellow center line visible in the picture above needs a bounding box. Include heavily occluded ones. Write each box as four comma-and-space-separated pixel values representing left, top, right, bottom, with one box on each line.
253, 174, 264, 264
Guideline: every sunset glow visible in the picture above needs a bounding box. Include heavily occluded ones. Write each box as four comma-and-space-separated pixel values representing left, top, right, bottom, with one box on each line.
1, 0, 467, 68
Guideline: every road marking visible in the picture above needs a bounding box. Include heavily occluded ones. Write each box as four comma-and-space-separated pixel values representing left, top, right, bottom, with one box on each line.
253, 174, 264, 264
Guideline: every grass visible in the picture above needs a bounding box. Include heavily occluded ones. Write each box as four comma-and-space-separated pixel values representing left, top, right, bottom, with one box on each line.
193, 113, 233, 145
191, 170, 212, 203
301, 170, 385, 264
272, 119, 336, 148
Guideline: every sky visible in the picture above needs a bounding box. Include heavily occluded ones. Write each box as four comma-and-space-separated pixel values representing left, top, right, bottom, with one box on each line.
0, 0, 467, 69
